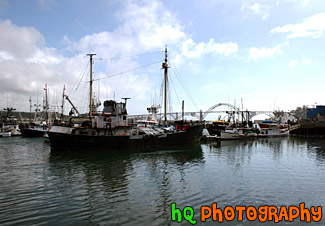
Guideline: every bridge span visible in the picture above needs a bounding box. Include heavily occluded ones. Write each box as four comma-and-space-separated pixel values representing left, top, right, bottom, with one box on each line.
128, 103, 275, 121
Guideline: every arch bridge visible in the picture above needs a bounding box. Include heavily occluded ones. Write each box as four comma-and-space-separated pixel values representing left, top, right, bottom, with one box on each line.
129, 103, 275, 121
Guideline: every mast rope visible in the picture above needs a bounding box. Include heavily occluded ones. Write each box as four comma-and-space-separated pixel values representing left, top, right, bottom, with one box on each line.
92, 60, 161, 82
96, 51, 163, 61
170, 62, 199, 111
169, 75, 181, 106
69, 61, 89, 95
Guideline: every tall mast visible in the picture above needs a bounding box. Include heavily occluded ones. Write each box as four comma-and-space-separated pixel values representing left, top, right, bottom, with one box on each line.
29, 97, 32, 123
87, 53, 96, 118
61, 85, 65, 120
44, 84, 49, 124
163, 47, 168, 125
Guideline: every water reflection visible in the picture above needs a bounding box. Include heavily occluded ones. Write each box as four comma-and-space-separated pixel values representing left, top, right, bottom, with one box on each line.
289, 137, 325, 165
48, 144, 204, 225
1, 137, 325, 225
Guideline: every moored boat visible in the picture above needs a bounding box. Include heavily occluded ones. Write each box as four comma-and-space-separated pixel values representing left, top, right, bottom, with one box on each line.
0, 131, 11, 137
0, 107, 21, 137
258, 120, 289, 137
220, 128, 241, 140
20, 122, 48, 137
20, 85, 51, 137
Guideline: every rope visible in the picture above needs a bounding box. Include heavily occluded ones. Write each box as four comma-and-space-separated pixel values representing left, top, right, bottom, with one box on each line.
92, 61, 161, 82
96, 50, 163, 61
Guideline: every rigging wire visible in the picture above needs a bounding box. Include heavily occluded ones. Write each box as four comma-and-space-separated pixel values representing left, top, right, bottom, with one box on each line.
96, 50, 163, 61
69, 61, 89, 95
159, 79, 164, 119
92, 60, 162, 82
170, 62, 199, 111
75, 63, 89, 91
168, 75, 182, 106
167, 79, 173, 118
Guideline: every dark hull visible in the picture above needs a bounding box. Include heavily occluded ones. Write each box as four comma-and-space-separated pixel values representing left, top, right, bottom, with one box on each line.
21, 128, 46, 137
48, 125, 203, 151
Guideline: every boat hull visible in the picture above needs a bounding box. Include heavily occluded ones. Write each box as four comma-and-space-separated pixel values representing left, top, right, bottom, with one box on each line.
258, 131, 289, 138
19, 123, 48, 137
0, 132, 11, 137
220, 130, 241, 140
20, 128, 47, 137
48, 124, 204, 151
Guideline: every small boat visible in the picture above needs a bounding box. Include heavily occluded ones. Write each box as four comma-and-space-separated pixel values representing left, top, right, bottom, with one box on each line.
200, 134, 220, 142
200, 128, 220, 141
238, 127, 258, 138
1, 107, 21, 137
0, 131, 11, 137
20, 85, 51, 137
220, 128, 241, 140
207, 120, 229, 137
258, 120, 289, 137
20, 122, 49, 137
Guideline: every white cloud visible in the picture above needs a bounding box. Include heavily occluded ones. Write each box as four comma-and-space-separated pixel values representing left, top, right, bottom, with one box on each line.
249, 44, 282, 60
75, 0, 186, 57
76, 1, 238, 60
0, 19, 85, 112
0, 20, 45, 59
284, 0, 312, 6
0, 50, 14, 61
289, 60, 297, 68
289, 57, 311, 68
241, 0, 313, 21
302, 57, 311, 65
37, 0, 57, 11
182, 38, 238, 58
241, 2, 270, 20
271, 13, 325, 39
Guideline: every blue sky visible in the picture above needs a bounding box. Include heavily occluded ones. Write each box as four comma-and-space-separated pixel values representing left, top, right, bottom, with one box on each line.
1, 0, 325, 119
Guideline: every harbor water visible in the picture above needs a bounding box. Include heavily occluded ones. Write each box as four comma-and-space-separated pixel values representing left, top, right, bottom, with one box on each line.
0, 137, 324, 225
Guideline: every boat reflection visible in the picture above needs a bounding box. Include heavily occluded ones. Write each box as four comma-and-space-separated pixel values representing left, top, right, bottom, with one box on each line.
48, 144, 204, 225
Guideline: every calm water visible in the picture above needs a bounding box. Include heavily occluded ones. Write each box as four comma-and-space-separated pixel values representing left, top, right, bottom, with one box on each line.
0, 137, 324, 225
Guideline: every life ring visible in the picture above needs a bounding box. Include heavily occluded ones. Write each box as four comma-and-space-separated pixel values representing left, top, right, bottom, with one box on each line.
107, 118, 112, 123
91, 130, 96, 136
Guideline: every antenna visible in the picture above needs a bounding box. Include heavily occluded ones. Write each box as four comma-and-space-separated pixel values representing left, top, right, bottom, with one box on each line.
122, 97, 130, 104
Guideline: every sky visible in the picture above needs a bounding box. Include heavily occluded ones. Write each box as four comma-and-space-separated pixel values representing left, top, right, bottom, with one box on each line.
1, 0, 325, 120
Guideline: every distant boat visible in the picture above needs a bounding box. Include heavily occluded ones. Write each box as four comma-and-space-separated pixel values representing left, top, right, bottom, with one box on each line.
207, 120, 229, 137
258, 120, 289, 137
20, 85, 51, 137
20, 122, 48, 137
220, 128, 241, 140
0, 131, 11, 137
0, 107, 21, 137
48, 49, 203, 151
238, 128, 258, 138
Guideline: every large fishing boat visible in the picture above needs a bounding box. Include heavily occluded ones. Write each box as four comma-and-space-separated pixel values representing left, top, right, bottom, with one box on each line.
48, 49, 203, 151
